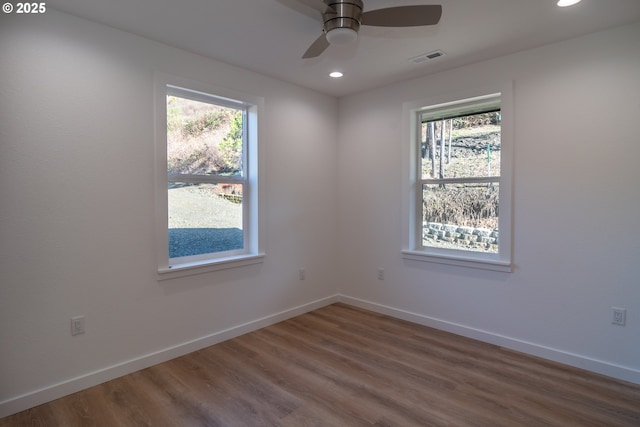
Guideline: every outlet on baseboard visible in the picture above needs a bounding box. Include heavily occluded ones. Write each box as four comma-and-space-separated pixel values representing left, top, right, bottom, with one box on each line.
299, 268, 305, 281
378, 268, 384, 280
71, 316, 85, 336
611, 307, 626, 326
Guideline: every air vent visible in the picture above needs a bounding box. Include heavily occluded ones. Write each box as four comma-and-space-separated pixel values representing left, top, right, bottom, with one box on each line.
409, 50, 446, 64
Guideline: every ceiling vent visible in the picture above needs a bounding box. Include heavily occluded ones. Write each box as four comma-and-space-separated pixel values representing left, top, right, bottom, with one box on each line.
409, 50, 446, 64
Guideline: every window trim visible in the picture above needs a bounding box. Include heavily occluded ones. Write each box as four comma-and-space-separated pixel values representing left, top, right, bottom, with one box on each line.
154, 73, 265, 280
401, 82, 514, 272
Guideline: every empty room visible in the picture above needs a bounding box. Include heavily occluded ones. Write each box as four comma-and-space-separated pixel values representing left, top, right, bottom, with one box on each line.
1, 0, 639, 425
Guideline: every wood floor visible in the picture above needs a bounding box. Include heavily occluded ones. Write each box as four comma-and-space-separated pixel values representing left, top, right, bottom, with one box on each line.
2, 303, 639, 426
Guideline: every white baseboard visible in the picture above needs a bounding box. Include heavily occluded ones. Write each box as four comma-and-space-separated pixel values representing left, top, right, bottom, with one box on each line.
0, 295, 340, 419
338, 295, 640, 385
3, 293, 637, 419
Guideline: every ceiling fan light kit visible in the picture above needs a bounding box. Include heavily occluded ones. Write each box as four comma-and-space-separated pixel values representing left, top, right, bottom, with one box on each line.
323, 0, 362, 45
300, 0, 443, 59
326, 27, 359, 45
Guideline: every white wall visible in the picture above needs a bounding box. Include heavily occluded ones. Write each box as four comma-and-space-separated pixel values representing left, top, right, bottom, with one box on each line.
337, 22, 640, 383
0, 10, 339, 416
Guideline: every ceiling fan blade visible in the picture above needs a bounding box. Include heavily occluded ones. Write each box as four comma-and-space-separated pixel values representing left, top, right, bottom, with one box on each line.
302, 34, 330, 59
361, 5, 442, 27
294, 0, 335, 14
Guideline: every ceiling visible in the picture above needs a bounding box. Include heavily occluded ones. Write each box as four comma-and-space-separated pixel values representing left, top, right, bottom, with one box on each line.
47, 0, 640, 97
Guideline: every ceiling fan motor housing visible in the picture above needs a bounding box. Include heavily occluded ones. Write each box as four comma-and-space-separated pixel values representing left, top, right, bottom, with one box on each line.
323, 0, 363, 34
301, 1, 443, 58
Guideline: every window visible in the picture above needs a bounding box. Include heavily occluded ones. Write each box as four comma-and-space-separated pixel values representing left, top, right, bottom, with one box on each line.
155, 75, 264, 278
402, 85, 513, 271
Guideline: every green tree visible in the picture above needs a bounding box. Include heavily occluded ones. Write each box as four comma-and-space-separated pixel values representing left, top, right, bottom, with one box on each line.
218, 110, 243, 173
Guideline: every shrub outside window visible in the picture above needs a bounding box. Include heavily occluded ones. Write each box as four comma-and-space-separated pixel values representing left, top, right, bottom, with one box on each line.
402, 86, 513, 272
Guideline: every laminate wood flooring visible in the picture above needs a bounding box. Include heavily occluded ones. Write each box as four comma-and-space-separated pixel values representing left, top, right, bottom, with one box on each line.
2, 303, 639, 426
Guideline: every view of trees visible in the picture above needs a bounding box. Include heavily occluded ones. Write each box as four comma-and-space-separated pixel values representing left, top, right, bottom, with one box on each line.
167, 95, 245, 259
167, 95, 243, 177
421, 111, 500, 180
421, 111, 501, 238
166, 97, 500, 253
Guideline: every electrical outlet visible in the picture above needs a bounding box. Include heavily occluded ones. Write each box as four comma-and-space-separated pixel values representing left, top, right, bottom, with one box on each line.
299, 268, 305, 281
611, 307, 626, 326
71, 316, 85, 336
378, 268, 384, 280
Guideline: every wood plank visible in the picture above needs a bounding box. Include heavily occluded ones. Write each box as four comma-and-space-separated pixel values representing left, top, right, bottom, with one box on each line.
2, 303, 639, 426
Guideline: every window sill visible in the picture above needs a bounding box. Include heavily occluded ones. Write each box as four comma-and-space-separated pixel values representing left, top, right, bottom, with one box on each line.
402, 250, 512, 272
158, 253, 265, 280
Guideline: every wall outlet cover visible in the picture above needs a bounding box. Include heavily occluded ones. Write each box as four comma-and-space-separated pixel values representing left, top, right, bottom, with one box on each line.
612, 307, 626, 326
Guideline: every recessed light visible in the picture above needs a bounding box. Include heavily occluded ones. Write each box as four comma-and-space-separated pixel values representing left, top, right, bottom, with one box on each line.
557, 0, 582, 7
329, 71, 344, 78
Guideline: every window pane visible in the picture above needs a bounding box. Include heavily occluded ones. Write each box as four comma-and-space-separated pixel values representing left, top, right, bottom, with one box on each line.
422, 183, 499, 253
167, 95, 243, 176
168, 183, 243, 258
420, 112, 500, 180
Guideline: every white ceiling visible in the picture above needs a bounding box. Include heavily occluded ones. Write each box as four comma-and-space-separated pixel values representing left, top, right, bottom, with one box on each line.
47, 0, 640, 97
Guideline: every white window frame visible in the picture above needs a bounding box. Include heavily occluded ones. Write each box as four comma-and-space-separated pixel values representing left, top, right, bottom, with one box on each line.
154, 74, 265, 280
401, 82, 514, 272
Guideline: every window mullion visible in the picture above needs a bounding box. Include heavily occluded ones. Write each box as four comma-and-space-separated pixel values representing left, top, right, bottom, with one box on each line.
168, 174, 246, 184
420, 176, 500, 186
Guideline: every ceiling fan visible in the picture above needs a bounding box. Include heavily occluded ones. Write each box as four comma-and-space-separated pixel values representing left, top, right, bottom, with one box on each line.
295, 0, 443, 59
